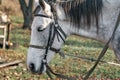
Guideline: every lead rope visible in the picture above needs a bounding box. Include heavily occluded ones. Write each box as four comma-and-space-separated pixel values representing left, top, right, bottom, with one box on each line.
83, 10, 120, 80
46, 64, 76, 80
45, 3, 72, 78
45, 23, 71, 79
45, 24, 74, 79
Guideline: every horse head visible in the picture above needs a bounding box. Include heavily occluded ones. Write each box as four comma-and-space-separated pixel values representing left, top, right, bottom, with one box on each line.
27, 0, 66, 74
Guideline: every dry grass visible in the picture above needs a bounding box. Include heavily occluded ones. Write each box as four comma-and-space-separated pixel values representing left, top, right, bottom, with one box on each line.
0, 0, 22, 17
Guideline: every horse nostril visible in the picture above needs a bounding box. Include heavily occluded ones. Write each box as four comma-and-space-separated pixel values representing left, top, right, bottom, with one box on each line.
29, 63, 35, 72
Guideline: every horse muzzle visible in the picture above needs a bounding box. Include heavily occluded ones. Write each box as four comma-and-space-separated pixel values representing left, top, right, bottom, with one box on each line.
28, 62, 47, 74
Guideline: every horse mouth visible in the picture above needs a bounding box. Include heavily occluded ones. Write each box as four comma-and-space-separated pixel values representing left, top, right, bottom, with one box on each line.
28, 62, 46, 75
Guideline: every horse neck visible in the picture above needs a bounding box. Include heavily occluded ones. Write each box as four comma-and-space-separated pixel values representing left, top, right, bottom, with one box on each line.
58, 20, 98, 40
56, 3, 98, 40
56, 0, 120, 40
106, 0, 120, 8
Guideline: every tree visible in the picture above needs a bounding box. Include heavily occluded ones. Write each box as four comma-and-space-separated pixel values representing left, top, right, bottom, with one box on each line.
19, 0, 55, 29
19, 0, 33, 29
0, 0, 2, 5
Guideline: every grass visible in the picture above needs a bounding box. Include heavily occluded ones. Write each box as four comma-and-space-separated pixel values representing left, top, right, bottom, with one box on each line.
0, 16, 120, 80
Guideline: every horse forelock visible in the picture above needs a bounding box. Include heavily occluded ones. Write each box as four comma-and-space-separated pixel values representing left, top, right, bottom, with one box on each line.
59, 0, 103, 30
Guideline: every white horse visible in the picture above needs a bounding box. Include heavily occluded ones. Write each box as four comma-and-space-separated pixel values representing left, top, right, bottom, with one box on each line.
27, 0, 120, 75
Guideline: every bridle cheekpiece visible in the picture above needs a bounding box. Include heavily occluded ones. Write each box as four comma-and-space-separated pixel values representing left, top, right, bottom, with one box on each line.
29, 2, 67, 74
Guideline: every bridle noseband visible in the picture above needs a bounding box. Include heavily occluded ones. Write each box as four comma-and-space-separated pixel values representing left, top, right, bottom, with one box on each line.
29, 4, 67, 73
34, 14, 53, 19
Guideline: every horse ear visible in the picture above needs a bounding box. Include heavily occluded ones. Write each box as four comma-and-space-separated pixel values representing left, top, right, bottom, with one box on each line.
39, 0, 46, 10
33, 6, 41, 14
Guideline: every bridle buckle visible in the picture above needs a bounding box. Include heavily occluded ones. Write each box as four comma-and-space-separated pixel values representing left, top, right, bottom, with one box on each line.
42, 59, 47, 63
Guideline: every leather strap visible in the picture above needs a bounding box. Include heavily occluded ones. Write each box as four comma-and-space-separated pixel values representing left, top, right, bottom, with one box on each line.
34, 14, 53, 19
46, 64, 76, 80
83, 10, 120, 80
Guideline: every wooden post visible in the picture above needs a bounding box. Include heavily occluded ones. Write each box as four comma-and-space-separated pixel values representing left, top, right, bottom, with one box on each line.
3, 26, 6, 49
0, 24, 7, 49
6, 22, 11, 42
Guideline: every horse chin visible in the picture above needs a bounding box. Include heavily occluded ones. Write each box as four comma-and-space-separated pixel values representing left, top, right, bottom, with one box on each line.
30, 65, 47, 75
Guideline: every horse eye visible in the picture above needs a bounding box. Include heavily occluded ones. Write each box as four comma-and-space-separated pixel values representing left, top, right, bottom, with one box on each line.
37, 27, 42, 32
37, 27, 45, 32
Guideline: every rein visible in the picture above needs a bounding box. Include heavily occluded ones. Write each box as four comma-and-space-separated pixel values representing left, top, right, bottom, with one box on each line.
34, 14, 53, 19
30, 2, 120, 80
83, 10, 120, 80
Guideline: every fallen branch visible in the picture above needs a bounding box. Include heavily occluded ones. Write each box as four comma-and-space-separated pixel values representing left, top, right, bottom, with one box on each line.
65, 54, 120, 67
0, 59, 7, 64
106, 62, 120, 66
0, 60, 23, 69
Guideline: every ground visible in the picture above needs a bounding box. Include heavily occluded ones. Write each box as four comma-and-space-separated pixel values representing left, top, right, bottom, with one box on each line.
0, 25, 120, 79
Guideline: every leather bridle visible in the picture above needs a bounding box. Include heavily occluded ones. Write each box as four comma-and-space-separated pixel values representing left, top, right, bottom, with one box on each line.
29, 4, 67, 74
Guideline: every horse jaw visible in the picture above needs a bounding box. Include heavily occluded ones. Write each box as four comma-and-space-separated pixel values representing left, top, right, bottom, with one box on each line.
27, 26, 57, 74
